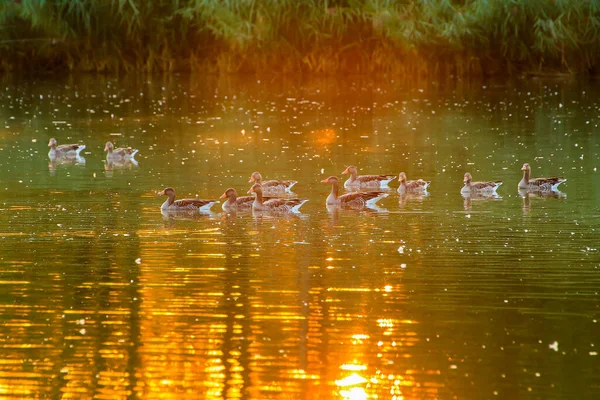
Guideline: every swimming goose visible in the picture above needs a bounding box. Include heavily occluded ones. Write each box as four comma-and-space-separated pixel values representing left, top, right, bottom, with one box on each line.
248, 172, 297, 194
461, 173, 502, 194
220, 188, 256, 211
397, 172, 430, 193
105, 141, 138, 160
518, 163, 566, 191
158, 187, 218, 213
322, 176, 388, 209
341, 166, 396, 189
48, 138, 86, 159
247, 183, 308, 212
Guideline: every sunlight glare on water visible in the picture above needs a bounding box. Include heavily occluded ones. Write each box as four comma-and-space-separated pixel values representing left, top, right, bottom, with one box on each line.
0, 75, 599, 399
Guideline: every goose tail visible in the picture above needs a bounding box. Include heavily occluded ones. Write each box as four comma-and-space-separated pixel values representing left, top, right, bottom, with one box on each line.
366, 193, 389, 207
199, 201, 219, 213
291, 199, 308, 213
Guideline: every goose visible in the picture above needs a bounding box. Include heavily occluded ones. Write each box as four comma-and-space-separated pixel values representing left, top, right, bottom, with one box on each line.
248, 172, 297, 194
518, 163, 566, 191
247, 183, 308, 212
105, 141, 138, 161
322, 176, 388, 209
220, 188, 256, 211
48, 138, 86, 159
158, 187, 217, 213
341, 166, 396, 189
461, 173, 502, 194
397, 172, 430, 193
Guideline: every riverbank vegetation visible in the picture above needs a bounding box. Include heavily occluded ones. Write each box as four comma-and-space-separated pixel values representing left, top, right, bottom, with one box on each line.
1, 0, 600, 76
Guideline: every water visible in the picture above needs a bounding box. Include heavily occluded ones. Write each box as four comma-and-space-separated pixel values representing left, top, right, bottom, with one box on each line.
0, 75, 599, 399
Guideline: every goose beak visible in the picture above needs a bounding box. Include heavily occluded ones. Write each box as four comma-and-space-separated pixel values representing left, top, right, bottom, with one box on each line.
320, 178, 329, 183
246, 188, 253, 194
219, 193, 227, 199
157, 190, 164, 196
104, 146, 109, 151
341, 167, 349, 174
521, 166, 527, 171
248, 176, 255, 183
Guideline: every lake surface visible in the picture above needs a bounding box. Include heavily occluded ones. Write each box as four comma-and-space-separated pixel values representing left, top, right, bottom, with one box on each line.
0, 74, 599, 399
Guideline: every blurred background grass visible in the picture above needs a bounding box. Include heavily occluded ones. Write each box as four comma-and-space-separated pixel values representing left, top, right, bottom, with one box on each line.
2, 0, 599, 76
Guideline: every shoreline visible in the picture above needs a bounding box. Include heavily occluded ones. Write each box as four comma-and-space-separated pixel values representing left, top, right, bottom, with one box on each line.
2, 1, 598, 78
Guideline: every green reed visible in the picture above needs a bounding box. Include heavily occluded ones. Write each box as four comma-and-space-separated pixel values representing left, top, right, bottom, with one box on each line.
1, 0, 599, 75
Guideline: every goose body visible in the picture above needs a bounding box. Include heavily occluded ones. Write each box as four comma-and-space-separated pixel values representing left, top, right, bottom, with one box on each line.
322, 176, 388, 209
158, 187, 217, 213
105, 141, 138, 161
518, 163, 566, 191
249, 172, 297, 194
397, 172, 430, 193
220, 188, 256, 211
48, 138, 86, 159
461, 173, 502, 194
342, 166, 396, 189
247, 183, 307, 212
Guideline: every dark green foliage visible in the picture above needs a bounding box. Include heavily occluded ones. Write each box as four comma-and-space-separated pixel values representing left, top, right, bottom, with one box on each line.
1, 0, 600, 75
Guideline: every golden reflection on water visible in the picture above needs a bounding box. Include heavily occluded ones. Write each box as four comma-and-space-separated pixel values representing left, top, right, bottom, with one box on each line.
2, 76, 598, 399
92, 213, 438, 400
0, 204, 446, 400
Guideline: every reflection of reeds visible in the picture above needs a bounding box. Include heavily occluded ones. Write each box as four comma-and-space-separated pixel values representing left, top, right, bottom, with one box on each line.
2, 1, 599, 75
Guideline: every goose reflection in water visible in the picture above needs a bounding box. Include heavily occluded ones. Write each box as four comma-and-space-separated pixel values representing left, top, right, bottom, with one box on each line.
461, 192, 502, 210
325, 202, 388, 215
398, 191, 429, 208
161, 209, 220, 226
48, 156, 86, 176
324, 204, 388, 229
104, 158, 138, 178
519, 188, 566, 214
251, 209, 308, 222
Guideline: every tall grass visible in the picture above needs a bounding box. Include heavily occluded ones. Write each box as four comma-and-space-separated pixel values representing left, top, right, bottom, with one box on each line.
1, 0, 599, 76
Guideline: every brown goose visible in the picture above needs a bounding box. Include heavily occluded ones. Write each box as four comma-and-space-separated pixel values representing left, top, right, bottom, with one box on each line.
220, 188, 256, 211
341, 166, 396, 189
461, 173, 502, 194
248, 172, 297, 194
158, 187, 217, 213
321, 176, 388, 209
397, 172, 430, 193
518, 163, 566, 191
105, 141, 138, 160
247, 183, 308, 212
48, 138, 86, 158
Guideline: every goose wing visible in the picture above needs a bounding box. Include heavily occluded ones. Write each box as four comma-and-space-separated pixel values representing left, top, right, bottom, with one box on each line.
113, 147, 136, 156
262, 179, 297, 188
263, 198, 303, 209
234, 196, 255, 207
406, 179, 430, 190
355, 174, 395, 184
173, 199, 215, 208
339, 191, 385, 207
530, 177, 564, 187
57, 144, 83, 152
470, 181, 501, 190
